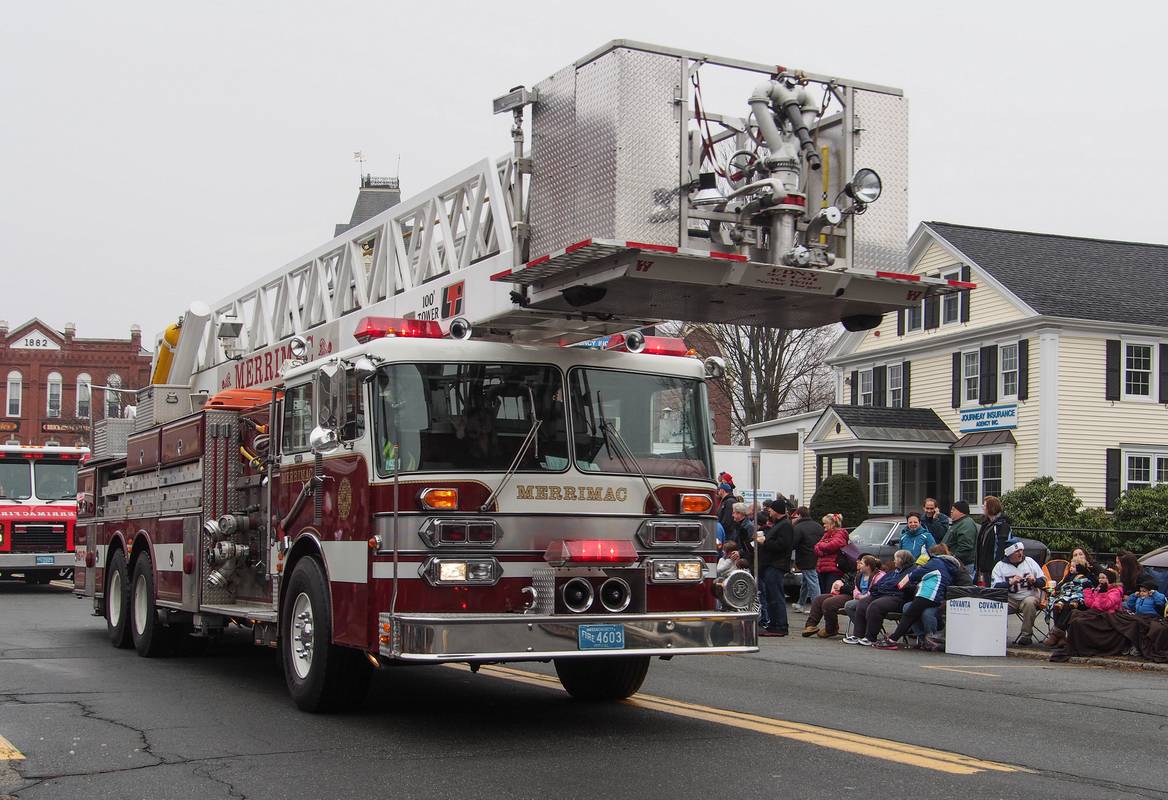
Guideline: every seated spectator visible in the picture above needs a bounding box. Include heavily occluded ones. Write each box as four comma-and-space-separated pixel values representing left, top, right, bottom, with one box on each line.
1125, 578, 1167, 618
899, 512, 936, 559
991, 541, 1046, 646
874, 544, 962, 650
803, 555, 884, 638
1044, 548, 1097, 646
1051, 569, 1168, 662
1117, 551, 1151, 597
843, 550, 913, 646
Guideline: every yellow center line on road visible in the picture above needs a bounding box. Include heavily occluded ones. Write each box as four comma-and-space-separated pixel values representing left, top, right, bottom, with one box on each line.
444, 664, 1031, 776
922, 666, 1003, 677
0, 735, 25, 760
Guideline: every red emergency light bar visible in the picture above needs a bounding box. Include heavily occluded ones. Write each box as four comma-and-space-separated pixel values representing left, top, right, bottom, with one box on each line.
353, 317, 443, 343
606, 334, 691, 357
544, 539, 639, 566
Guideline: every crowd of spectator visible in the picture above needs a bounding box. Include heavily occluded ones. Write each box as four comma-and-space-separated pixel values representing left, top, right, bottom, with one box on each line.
714, 475, 1168, 662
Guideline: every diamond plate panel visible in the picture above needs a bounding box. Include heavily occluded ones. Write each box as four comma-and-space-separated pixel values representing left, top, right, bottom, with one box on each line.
572, 54, 619, 249
530, 65, 577, 256
852, 90, 909, 273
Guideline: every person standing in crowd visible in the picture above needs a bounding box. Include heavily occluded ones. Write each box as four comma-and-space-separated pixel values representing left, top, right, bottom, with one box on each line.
976, 495, 1012, 584
755, 498, 793, 637
732, 502, 768, 631
944, 500, 978, 579
717, 482, 736, 538
991, 541, 1045, 645
921, 497, 950, 542
899, 512, 936, 559
755, 499, 772, 530
844, 549, 914, 646
814, 513, 849, 594
791, 506, 823, 612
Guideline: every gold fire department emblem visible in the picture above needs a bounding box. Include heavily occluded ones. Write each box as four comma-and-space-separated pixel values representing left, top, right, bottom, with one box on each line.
338, 478, 352, 521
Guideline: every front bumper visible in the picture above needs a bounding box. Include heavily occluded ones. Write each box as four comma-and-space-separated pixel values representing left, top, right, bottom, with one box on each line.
0, 553, 72, 570
377, 610, 758, 662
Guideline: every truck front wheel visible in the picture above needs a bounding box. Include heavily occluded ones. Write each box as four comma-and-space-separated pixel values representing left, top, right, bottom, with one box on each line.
280, 556, 369, 712
553, 656, 650, 701
106, 550, 132, 649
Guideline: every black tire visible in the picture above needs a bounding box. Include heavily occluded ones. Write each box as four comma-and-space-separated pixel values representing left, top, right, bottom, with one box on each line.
553, 656, 650, 701
280, 556, 370, 712
130, 552, 165, 657
23, 572, 51, 585
105, 549, 132, 649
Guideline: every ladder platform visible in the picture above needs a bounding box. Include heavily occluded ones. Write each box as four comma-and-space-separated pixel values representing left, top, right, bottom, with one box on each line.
493, 238, 975, 330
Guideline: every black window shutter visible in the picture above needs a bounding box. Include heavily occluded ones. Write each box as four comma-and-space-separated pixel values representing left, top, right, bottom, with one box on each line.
816, 455, 823, 489
872, 365, 887, 407
1018, 339, 1030, 401
902, 361, 912, 408
960, 265, 972, 323
979, 345, 998, 405
896, 310, 905, 336
951, 352, 961, 408
924, 294, 940, 330
1105, 339, 1121, 401
1106, 448, 1121, 510
1160, 344, 1168, 404
850, 370, 858, 405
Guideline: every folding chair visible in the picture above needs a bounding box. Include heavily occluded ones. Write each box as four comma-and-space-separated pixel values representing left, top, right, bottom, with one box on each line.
1042, 559, 1070, 586
1012, 588, 1050, 644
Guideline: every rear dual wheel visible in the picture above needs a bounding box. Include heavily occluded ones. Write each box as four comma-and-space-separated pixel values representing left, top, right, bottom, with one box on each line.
130, 552, 165, 657
105, 550, 132, 648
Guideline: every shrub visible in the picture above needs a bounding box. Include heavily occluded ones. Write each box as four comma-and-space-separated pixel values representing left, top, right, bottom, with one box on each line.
809, 475, 868, 529
1000, 477, 1082, 529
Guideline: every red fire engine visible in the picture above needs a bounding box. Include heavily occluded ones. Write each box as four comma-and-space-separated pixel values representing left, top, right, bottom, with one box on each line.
74, 41, 967, 710
0, 444, 87, 584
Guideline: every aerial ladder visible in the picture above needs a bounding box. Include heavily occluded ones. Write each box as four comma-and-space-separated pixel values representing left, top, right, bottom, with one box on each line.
150, 41, 969, 397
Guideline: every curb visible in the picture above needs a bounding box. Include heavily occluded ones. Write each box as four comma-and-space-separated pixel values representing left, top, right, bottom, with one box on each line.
1007, 646, 1168, 672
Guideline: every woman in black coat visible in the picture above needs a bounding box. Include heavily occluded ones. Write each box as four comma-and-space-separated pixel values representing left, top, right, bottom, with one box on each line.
975, 495, 1011, 582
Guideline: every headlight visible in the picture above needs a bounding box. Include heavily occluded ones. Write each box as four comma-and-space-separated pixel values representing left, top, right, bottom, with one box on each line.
439, 562, 467, 582
649, 558, 705, 583
846, 168, 882, 204
420, 557, 501, 586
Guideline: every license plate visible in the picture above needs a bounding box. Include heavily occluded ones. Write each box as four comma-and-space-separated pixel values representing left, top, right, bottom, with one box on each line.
578, 623, 625, 651
35, 555, 55, 565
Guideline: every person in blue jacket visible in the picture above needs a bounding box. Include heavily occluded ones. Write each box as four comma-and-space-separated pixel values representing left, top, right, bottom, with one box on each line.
899, 512, 936, 559
873, 544, 961, 650
1125, 578, 1167, 617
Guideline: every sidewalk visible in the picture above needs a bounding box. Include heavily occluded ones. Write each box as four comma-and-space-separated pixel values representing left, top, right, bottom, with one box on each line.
783, 603, 1168, 673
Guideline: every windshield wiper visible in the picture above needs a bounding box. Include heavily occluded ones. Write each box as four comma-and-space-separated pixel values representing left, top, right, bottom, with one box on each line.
480, 389, 543, 512
598, 416, 666, 516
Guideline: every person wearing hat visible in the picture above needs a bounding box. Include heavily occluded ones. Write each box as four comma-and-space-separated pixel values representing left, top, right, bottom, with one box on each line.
943, 500, 978, 580
716, 482, 736, 537
991, 540, 1046, 645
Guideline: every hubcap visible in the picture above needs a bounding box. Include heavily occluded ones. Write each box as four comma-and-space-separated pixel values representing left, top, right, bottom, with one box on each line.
290, 592, 314, 680
134, 574, 149, 636
109, 569, 123, 624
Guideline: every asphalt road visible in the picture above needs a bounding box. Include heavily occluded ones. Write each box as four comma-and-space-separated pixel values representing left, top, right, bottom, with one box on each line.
2, 581, 1167, 800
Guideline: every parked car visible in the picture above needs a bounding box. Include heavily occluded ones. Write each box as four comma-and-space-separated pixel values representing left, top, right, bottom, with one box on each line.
847, 516, 1050, 568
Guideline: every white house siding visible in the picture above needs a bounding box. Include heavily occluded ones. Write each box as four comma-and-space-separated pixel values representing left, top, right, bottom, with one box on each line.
1057, 335, 1168, 508
853, 242, 1029, 356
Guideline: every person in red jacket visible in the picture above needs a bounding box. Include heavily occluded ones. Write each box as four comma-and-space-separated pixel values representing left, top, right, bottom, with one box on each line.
814, 513, 849, 594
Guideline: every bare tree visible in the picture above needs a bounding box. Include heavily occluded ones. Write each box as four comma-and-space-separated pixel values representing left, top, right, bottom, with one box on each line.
673, 323, 838, 443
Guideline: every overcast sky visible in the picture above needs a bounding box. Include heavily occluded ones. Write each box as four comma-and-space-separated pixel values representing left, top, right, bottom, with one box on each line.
3, 1, 1165, 341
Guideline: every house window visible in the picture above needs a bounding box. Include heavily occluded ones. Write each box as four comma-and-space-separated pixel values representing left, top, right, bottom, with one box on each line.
105, 374, 122, 418
859, 369, 873, 406
870, 459, 894, 513
957, 451, 1011, 509
942, 269, 961, 324
963, 352, 979, 404
999, 343, 1018, 399
76, 373, 92, 418
1124, 343, 1153, 398
982, 453, 1003, 497
6, 371, 20, 417
958, 455, 979, 504
888, 364, 903, 407
46, 372, 62, 418
1124, 450, 1168, 491
906, 303, 923, 332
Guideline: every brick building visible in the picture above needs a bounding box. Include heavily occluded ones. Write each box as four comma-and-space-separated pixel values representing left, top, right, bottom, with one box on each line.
1, 319, 152, 447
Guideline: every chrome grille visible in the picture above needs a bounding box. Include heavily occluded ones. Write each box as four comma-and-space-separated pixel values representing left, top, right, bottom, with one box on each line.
11, 524, 67, 552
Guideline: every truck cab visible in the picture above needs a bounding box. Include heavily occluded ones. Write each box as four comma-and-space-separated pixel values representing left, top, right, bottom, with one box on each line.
0, 445, 86, 584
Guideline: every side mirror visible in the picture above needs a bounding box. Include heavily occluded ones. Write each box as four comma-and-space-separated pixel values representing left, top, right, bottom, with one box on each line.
888, 537, 900, 547
308, 425, 341, 455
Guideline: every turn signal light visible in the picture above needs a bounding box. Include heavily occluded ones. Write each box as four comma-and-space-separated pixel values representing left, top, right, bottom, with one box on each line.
679, 494, 713, 514
606, 334, 691, 357
419, 487, 459, 511
544, 539, 638, 566
648, 558, 705, 583
353, 316, 444, 342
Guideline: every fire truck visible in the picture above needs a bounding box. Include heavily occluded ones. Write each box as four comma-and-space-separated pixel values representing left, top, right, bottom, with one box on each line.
74, 41, 969, 711
0, 444, 86, 584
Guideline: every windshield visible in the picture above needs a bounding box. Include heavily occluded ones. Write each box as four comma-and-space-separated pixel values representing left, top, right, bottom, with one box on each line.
849, 521, 894, 546
373, 362, 568, 474
568, 368, 712, 480
0, 461, 32, 500
34, 462, 78, 501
